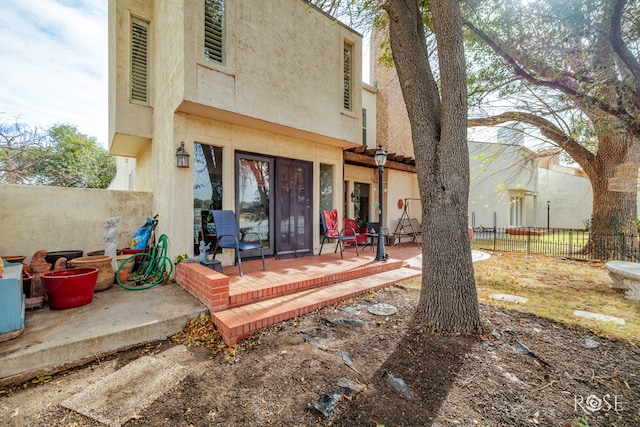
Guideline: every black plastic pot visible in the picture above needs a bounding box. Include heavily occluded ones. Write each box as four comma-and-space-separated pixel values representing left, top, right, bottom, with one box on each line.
44, 250, 84, 269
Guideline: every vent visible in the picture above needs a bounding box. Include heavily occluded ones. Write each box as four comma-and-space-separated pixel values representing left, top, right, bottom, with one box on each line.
204, 0, 225, 63
343, 43, 352, 110
131, 19, 148, 103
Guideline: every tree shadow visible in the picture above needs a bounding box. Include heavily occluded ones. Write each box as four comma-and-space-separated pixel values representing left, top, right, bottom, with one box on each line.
332, 327, 478, 426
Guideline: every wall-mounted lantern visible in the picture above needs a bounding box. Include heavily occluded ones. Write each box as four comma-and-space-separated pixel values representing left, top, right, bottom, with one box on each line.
176, 141, 190, 168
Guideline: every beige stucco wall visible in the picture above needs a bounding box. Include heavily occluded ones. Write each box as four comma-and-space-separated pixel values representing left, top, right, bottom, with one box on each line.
0, 184, 152, 263
169, 114, 346, 262
343, 165, 420, 234
108, 0, 364, 260
536, 168, 593, 229
387, 169, 421, 233
108, 0, 154, 158
372, 28, 413, 158
182, 0, 362, 144
468, 141, 538, 229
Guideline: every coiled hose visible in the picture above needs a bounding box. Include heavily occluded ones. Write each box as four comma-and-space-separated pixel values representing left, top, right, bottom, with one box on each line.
116, 234, 173, 290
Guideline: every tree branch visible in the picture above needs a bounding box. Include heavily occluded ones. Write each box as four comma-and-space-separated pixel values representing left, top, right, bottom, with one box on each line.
468, 112, 597, 174
610, 0, 640, 89
464, 19, 640, 137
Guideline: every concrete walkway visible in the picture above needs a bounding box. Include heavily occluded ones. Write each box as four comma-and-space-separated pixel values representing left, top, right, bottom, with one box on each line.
0, 283, 207, 386
0, 244, 485, 386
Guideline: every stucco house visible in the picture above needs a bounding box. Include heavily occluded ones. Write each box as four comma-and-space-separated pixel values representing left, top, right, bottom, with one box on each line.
107, 0, 423, 263
370, 28, 594, 231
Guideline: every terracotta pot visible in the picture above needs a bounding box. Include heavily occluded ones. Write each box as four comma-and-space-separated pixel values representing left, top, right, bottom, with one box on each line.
118, 268, 129, 284
45, 251, 83, 269
41, 268, 98, 310
115, 254, 135, 274
68, 255, 114, 292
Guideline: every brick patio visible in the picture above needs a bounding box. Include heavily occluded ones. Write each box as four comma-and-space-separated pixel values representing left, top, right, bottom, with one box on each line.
176, 243, 423, 344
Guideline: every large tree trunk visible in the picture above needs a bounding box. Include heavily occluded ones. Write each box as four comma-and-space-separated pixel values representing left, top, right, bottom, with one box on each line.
585, 124, 639, 259
590, 180, 638, 259
384, 0, 481, 333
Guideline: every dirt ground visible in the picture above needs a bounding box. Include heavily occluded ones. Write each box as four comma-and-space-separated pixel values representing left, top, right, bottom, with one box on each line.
1, 253, 639, 427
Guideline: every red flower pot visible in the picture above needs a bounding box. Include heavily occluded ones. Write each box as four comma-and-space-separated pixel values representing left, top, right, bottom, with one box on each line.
41, 268, 98, 310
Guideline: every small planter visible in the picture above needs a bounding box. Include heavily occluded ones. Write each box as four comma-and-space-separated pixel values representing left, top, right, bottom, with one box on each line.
68, 255, 114, 292
117, 268, 130, 284
116, 254, 135, 273
45, 251, 84, 269
121, 248, 149, 264
41, 268, 98, 310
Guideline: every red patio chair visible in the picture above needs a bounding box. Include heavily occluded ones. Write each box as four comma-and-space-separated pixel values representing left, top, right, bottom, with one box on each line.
343, 218, 370, 249
320, 209, 360, 258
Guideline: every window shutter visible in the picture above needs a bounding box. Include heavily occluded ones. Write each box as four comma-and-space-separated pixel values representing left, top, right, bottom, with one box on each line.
131, 19, 148, 103
343, 43, 352, 110
204, 0, 225, 63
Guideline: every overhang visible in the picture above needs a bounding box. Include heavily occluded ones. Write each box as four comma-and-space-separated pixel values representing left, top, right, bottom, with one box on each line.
343, 145, 417, 173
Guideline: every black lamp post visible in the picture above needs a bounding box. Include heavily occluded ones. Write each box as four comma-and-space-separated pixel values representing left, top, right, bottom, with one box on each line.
374, 145, 387, 261
546, 200, 550, 231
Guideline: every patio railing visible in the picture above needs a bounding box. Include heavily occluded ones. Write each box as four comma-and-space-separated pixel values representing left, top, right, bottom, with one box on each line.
471, 227, 640, 262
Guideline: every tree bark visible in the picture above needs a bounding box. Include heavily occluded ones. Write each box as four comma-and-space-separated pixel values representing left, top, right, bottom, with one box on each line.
585, 121, 639, 259
384, 0, 481, 333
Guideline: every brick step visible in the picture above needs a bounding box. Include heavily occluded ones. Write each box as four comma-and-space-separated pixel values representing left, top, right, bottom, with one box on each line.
228, 258, 404, 308
212, 267, 421, 345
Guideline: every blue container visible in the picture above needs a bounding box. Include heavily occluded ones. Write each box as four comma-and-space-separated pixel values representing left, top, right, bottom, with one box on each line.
0, 261, 25, 340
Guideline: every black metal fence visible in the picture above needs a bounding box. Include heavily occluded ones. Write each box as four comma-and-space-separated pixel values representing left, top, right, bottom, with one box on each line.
471, 227, 640, 262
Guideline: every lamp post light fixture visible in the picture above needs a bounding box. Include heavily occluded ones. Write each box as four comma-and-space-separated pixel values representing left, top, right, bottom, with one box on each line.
546, 200, 550, 231
176, 141, 190, 168
374, 145, 387, 262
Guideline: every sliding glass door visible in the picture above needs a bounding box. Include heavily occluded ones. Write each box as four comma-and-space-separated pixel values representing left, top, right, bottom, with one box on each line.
236, 152, 274, 255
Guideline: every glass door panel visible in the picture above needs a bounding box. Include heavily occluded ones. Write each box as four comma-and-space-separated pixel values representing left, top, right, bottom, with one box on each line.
236, 153, 274, 255
274, 158, 313, 258
193, 143, 223, 251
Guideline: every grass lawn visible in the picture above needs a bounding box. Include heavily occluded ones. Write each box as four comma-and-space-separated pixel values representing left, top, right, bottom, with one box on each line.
403, 250, 640, 344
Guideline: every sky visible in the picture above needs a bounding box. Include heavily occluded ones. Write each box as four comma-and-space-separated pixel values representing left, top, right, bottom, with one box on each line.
0, 0, 109, 146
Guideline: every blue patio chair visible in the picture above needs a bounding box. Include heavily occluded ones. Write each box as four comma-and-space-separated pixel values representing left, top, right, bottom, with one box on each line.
211, 210, 266, 276
320, 209, 359, 259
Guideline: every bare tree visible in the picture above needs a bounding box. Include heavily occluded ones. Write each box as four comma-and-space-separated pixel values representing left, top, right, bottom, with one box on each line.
0, 120, 48, 184
0, 120, 116, 188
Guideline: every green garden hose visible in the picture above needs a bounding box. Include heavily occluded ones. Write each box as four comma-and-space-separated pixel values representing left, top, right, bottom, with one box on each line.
116, 234, 173, 290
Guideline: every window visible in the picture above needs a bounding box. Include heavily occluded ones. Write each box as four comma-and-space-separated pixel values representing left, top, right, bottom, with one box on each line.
510, 196, 523, 227
204, 0, 225, 63
362, 108, 367, 145
320, 164, 334, 211
194, 143, 223, 246
130, 18, 148, 103
343, 42, 353, 110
